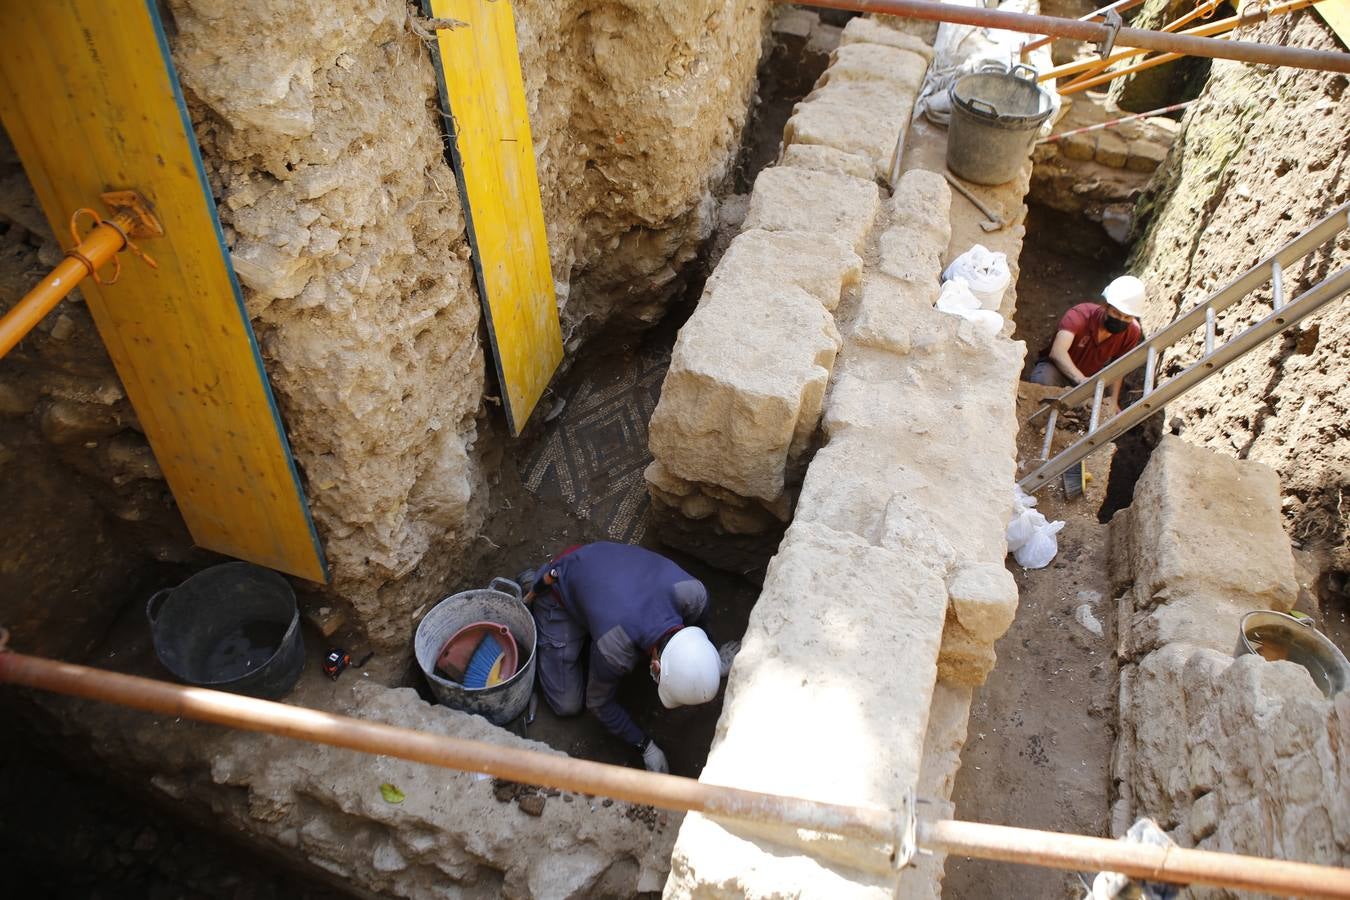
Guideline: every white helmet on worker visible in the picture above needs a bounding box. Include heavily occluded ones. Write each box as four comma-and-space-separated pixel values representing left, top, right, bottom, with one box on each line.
657, 627, 721, 709
1102, 275, 1147, 318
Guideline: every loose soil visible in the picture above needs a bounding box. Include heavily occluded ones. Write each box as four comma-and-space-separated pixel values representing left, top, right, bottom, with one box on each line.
944, 213, 1125, 900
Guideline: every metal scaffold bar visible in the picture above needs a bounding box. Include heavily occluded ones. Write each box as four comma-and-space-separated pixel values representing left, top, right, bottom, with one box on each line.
3, 638, 1350, 897
796, 0, 1350, 73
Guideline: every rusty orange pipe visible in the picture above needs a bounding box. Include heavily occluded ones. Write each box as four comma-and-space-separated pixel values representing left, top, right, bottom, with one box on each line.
1056, 0, 1224, 89
1037, 0, 1318, 84
0, 212, 132, 358
1060, 48, 1189, 94
4, 642, 1350, 897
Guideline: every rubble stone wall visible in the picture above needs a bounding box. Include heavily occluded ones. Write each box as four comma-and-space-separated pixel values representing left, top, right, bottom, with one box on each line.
1130, 11, 1350, 578
28, 676, 678, 900
1, 0, 773, 654
1109, 436, 1349, 889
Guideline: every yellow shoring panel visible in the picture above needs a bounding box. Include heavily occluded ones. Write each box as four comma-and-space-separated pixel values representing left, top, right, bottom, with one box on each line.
0, 1, 327, 583
1316, 0, 1350, 49
427, 0, 563, 435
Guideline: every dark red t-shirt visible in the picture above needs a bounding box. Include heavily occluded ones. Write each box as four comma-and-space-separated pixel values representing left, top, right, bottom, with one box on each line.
1041, 302, 1142, 377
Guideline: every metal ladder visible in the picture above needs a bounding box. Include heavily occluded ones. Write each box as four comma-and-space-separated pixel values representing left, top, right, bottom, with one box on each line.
1019, 202, 1350, 494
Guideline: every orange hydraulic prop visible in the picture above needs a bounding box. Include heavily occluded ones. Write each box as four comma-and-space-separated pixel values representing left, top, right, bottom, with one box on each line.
0, 190, 160, 359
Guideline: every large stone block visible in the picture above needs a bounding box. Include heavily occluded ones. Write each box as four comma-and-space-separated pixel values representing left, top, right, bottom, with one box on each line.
1123, 436, 1299, 612
822, 42, 929, 91
781, 143, 875, 181
665, 520, 948, 898
707, 228, 862, 312
839, 17, 936, 60
742, 166, 881, 250
649, 280, 841, 501
785, 92, 907, 183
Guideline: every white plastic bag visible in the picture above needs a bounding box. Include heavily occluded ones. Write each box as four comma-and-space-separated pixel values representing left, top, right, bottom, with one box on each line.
1015, 519, 1064, 569
1008, 484, 1063, 569
937, 277, 1005, 338
942, 244, 1010, 310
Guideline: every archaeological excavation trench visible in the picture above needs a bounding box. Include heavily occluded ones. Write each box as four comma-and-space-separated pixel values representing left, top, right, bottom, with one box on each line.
2, 2, 1349, 898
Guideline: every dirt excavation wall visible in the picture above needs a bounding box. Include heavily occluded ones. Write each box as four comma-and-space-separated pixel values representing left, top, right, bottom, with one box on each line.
1110, 437, 1349, 882
0, 0, 775, 651
1130, 10, 1350, 582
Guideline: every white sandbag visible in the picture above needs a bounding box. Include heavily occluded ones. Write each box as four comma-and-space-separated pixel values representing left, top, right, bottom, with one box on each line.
1014, 518, 1065, 569
937, 277, 1005, 338
942, 244, 1010, 310
1006, 506, 1044, 551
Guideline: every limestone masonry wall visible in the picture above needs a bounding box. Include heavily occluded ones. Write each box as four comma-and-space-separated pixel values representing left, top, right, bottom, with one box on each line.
658, 14, 1028, 896
1109, 436, 1349, 890
1130, 10, 1350, 578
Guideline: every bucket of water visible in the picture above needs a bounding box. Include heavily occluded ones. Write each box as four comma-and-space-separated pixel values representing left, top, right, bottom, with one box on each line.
414, 578, 537, 726
146, 561, 305, 699
1236, 610, 1350, 698
947, 63, 1054, 186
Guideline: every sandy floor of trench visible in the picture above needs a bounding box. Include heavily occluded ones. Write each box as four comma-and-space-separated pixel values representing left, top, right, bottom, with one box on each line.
944, 204, 1127, 900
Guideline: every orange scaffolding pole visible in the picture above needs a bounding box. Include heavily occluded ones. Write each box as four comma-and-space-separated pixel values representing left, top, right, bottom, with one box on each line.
0, 195, 159, 359
3, 637, 1350, 898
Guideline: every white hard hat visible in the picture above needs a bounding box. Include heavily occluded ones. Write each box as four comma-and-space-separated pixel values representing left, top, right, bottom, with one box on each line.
657, 627, 721, 709
1102, 275, 1146, 318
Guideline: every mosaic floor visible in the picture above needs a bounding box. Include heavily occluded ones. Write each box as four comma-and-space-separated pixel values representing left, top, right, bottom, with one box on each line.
520, 345, 671, 545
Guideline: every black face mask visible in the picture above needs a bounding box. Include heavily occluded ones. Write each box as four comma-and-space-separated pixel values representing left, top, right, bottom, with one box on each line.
1103, 315, 1130, 334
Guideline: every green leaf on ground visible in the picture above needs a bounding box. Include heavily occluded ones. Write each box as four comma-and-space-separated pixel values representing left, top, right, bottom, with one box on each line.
379, 782, 405, 804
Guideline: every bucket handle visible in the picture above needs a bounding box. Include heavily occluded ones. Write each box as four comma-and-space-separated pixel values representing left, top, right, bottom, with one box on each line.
966, 98, 1000, 119
1011, 63, 1038, 83
489, 577, 523, 600
145, 588, 172, 626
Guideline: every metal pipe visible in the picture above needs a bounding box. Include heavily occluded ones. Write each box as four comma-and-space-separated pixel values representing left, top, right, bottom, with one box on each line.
1034, 0, 1319, 83
0, 213, 131, 358
1055, 0, 1226, 90
4, 643, 1350, 897
0, 647, 901, 847
1019, 0, 1146, 57
1040, 100, 1194, 143
1058, 48, 1190, 94
800, 0, 1349, 72
920, 819, 1350, 898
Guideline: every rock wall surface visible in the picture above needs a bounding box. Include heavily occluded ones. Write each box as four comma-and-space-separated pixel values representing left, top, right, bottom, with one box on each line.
1130, 11, 1350, 579
1110, 436, 1349, 888
153, 0, 771, 649
26, 674, 678, 900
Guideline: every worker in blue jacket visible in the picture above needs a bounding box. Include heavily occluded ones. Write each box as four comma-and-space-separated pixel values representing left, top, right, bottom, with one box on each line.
521, 542, 736, 773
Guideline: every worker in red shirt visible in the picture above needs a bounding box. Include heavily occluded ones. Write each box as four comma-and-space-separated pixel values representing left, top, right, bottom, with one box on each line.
1029, 275, 1146, 410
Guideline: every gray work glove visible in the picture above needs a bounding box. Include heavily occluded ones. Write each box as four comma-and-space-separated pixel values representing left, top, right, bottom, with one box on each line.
717, 640, 741, 677
640, 738, 669, 774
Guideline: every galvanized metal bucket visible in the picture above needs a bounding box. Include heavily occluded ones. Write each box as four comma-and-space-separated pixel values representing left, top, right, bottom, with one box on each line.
146, 561, 305, 700
1236, 610, 1350, 698
414, 578, 537, 726
947, 63, 1053, 186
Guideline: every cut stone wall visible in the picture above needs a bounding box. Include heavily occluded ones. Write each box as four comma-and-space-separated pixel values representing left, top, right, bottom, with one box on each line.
1110, 436, 1349, 887
1130, 11, 1350, 578
659, 14, 1032, 894
646, 17, 932, 571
